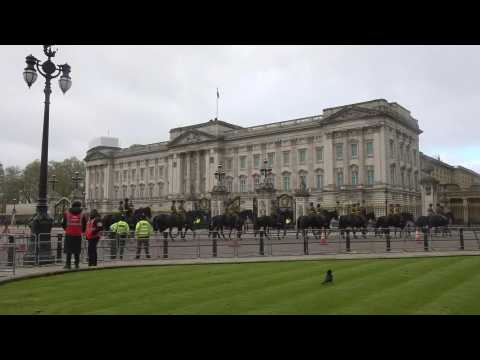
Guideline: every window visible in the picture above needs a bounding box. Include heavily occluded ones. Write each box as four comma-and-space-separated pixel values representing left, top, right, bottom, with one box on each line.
114, 188, 119, 200
299, 174, 307, 189
283, 151, 290, 166
351, 143, 358, 159
316, 147, 324, 162
316, 174, 324, 190
414, 173, 418, 190
283, 175, 290, 191
123, 170, 128, 183
158, 183, 164, 196
367, 167, 374, 185
366, 141, 374, 157
226, 158, 233, 171
268, 174, 275, 187
390, 140, 395, 159
399, 144, 404, 161
149, 167, 154, 179
401, 170, 405, 186
336, 169, 344, 186
159, 166, 164, 178
335, 144, 343, 160
130, 185, 135, 199
412, 149, 417, 166
139, 185, 144, 198
122, 186, 127, 199
131, 169, 136, 181
407, 172, 411, 188
226, 178, 233, 193
351, 167, 359, 185
267, 152, 275, 167
239, 156, 246, 170
298, 149, 307, 164
406, 146, 410, 163
254, 175, 260, 188
254, 154, 260, 169
390, 165, 396, 185
140, 168, 145, 181
149, 185, 154, 198
240, 177, 247, 192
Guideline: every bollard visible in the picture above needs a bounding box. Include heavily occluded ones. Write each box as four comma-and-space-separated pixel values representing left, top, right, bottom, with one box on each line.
303, 233, 309, 255
56, 233, 63, 262
386, 231, 391, 252
459, 228, 464, 250
7, 235, 14, 266
424, 230, 429, 251
346, 230, 351, 252
212, 232, 218, 257
163, 238, 168, 259
259, 231, 265, 256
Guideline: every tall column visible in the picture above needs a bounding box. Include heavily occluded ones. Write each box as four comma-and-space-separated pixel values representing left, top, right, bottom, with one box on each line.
324, 133, 334, 190
196, 151, 201, 195
186, 152, 191, 195
463, 198, 469, 225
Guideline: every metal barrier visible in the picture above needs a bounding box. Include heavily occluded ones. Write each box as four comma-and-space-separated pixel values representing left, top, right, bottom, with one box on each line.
2, 226, 480, 271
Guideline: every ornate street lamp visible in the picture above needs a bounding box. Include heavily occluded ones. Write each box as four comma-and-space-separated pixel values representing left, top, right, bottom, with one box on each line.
260, 160, 272, 185
23, 45, 72, 265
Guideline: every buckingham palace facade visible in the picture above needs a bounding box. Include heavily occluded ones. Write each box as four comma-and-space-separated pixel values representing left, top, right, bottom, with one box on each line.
84, 99, 423, 215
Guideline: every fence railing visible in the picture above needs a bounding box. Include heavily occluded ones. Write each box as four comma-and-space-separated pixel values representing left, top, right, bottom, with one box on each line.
2, 226, 480, 273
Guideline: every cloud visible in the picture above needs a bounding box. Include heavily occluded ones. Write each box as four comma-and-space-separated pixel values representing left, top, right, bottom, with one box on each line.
1, 45, 480, 173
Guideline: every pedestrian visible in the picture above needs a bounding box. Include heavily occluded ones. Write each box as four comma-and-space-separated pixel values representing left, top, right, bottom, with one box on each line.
322, 269, 333, 285
85, 209, 102, 266
109, 215, 130, 260
62, 200, 86, 270
135, 214, 153, 259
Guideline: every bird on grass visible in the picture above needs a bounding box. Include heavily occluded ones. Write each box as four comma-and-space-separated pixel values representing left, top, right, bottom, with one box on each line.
322, 269, 333, 285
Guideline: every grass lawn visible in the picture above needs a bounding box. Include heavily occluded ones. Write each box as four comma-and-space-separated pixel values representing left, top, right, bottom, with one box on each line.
1, 256, 480, 314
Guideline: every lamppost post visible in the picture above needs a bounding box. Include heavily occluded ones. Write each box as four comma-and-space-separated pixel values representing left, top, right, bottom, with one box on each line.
23, 45, 72, 265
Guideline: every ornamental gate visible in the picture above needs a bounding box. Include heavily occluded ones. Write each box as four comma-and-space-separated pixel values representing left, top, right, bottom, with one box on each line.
277, 194, 295, 226
54, 198, 70, 225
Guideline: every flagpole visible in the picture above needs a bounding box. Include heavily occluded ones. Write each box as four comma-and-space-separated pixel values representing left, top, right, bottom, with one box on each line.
216, 88, 219, 120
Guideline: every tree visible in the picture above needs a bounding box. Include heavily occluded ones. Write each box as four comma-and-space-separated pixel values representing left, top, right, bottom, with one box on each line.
49, 157, 86, 198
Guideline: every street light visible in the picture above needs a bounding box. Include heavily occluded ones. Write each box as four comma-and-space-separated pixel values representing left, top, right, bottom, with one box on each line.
23, 45, 72, 265
260, 160, 272, 185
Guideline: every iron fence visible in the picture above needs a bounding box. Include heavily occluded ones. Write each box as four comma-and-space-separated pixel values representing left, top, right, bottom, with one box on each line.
2, 226, 480, 273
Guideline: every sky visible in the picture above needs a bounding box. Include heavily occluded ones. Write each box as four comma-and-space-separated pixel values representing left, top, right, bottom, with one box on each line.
1, 45, 480, 172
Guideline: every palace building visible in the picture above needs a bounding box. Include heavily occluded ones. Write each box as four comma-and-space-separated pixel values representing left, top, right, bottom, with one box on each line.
84, 98, 423, 216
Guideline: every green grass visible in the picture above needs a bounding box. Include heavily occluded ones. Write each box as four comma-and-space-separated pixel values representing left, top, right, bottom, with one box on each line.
1, 256, 480, 314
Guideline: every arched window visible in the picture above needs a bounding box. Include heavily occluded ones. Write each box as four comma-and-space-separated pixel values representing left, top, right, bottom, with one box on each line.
253, 174, 260, 189
351, 166, 359, 186
239, 176, 247, 193
226, 177, 233, 193
298, 171, 308, 190
283, 174, 290, 192
149, 184, 154, 198
336, 168, 344, 186
158, 182, 164, 197
315, 169, 324, 190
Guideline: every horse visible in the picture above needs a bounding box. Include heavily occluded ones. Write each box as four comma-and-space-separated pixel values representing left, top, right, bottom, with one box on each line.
254, 209, 294, 239
375, 212, 415, 238
416, 214, 451, 236
338, 212, 375, 239
209, 210, 254, 241
296, 210, 338, 240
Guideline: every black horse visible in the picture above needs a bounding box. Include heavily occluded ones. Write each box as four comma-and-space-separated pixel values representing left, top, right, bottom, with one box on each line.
375, 212, 415, 238
416, 214, 452, 236
339, 212, 375, 239
296, 210, 338, 240
209, 210, 254, 240
253, 209, 292, 239
153, 210, 211, 240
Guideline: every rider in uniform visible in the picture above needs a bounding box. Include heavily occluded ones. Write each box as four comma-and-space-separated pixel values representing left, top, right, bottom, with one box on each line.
316, 203, 323, 215
394, 204, 401, 215
178, 200, 186, 219
170, 200, 177, 215
435, 203, 443, 215
308, 202, 317, 215
427, 204, 435, 216
388, 204, 395, 216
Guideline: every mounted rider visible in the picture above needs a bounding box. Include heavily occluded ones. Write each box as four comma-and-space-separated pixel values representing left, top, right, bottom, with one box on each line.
435, 203, 444, 216
308, 202, 317, 216
388, 204, 395, 216
170, 200, 177, 215
178, 200, 186, 220
394, 204, 401, 215
427, 203, 435, 216
316, 203, 323, 214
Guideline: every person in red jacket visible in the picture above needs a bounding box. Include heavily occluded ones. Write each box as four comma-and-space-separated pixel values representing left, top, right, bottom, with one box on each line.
86, 209, 102, 267
62, 201, 86, 269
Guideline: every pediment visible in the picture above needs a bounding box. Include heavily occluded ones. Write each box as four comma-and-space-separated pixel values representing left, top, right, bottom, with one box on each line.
323, 105, 381, 123
169, 129, 216, 147
84, 150, 111, 161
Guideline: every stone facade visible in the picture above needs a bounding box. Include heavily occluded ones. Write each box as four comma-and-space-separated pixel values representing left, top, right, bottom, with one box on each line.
84, 99, 423, 216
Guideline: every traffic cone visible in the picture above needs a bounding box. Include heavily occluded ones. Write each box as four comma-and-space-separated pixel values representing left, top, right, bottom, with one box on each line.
415, 230, 421, 242
320, 232, 327, 245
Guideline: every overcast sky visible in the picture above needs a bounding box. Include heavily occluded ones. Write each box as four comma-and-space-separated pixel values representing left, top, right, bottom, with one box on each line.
2, 45, 480, 172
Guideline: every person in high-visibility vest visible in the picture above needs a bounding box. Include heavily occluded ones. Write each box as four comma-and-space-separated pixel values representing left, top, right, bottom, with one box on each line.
110, 216, 130, 260
135, 214, 153, 259
85, 209, 102, 267
62, 201, 86, 270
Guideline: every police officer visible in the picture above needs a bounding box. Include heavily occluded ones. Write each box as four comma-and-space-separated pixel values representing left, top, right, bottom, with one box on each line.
135, 214, 153, 259
316, 203, 322, 214
435, 203, 443, 215
62, 200, 86, 270
110, 215, 130, 260
308, 202, 317, 215
85, 209, 102, 267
